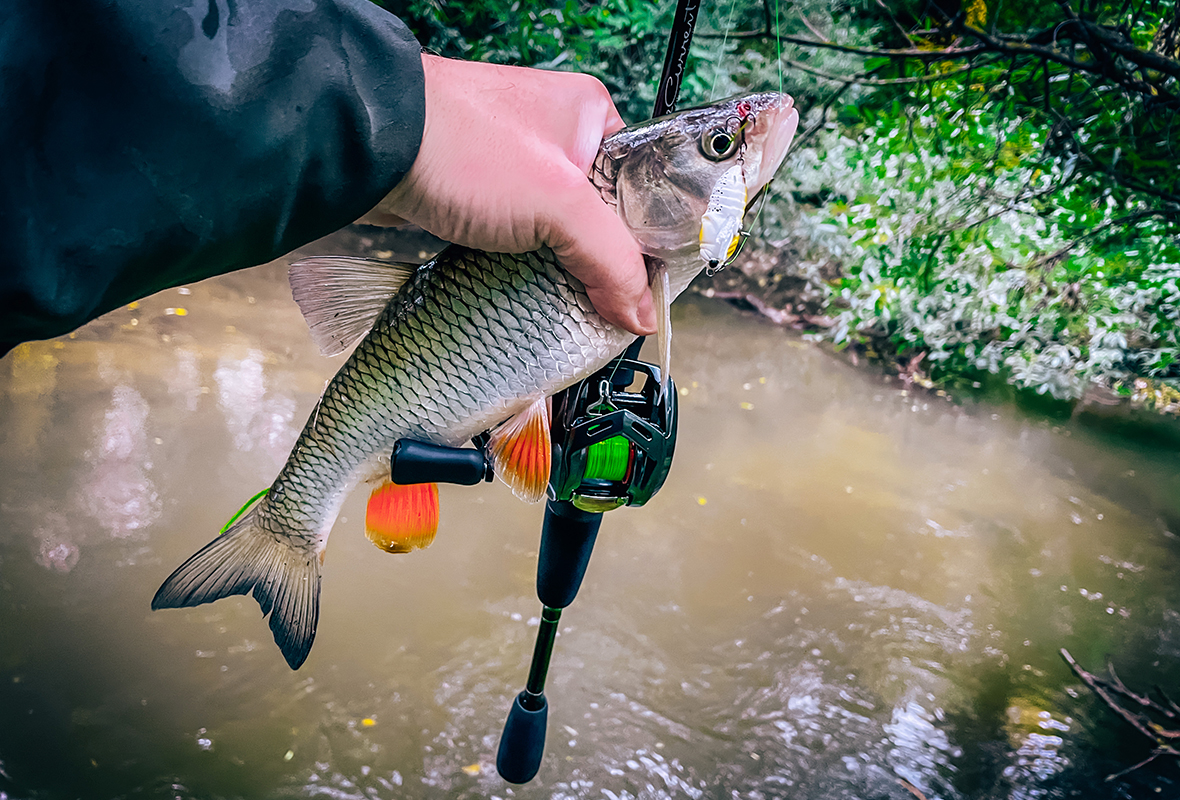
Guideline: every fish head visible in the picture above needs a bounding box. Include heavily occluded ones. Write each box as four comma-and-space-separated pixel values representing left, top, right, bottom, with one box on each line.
602, 93, 799, 265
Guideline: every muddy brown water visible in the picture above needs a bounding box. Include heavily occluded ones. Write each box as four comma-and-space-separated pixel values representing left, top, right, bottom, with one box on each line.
2, 235, 1180, 800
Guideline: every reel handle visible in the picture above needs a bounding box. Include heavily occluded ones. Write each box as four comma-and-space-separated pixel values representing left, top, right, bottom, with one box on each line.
389, 440, 490, 485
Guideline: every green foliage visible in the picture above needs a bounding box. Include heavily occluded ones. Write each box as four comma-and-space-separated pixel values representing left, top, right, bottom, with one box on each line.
763, 0, 1180, 403
780, 87, 1180, 399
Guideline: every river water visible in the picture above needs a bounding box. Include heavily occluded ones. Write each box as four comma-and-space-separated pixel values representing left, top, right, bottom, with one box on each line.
2, 237, 1180, 800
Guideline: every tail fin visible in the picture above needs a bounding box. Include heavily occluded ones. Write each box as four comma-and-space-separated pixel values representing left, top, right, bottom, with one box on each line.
151, 508, 321, 669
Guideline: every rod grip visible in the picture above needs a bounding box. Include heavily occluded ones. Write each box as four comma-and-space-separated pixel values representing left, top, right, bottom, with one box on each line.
537, 500, 602, 608
496, 691, 548, 784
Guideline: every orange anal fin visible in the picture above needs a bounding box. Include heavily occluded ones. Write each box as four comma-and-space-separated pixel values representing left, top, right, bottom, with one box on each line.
488, 396, 551, 504
365, 481, 439, 554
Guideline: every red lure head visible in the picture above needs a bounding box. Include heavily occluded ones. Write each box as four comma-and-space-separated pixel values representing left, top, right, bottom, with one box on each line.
736, 101, 752, 119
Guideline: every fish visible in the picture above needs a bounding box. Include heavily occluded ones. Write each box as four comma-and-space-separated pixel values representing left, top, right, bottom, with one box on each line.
151, 92, 800, 669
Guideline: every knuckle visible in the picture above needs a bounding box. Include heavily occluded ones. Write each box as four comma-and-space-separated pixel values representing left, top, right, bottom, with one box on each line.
564, 71, 610, 101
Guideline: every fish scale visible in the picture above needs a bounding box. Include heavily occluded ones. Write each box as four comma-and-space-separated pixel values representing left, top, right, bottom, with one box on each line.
152, 92, 799, 669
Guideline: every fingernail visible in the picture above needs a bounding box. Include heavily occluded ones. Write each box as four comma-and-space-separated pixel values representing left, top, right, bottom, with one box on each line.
636, 289, 657, 335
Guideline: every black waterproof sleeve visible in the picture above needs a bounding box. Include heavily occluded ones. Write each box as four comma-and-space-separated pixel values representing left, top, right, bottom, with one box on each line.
0, 0, 426, 356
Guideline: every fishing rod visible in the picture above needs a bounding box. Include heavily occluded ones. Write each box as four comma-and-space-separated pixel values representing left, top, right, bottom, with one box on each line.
385, 0, 701, 784
493, 1, 701, 781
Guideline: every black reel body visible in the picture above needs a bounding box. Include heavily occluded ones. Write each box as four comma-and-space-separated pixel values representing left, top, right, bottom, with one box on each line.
549, 358, 677, 513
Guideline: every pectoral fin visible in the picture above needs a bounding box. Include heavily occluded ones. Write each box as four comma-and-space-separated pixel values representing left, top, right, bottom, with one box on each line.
488, 396, 551, 504
365, 480, 439, 553
646, 256, 672, 395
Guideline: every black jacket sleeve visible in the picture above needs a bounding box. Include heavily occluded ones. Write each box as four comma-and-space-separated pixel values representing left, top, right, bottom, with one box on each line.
0, 0, 425, 355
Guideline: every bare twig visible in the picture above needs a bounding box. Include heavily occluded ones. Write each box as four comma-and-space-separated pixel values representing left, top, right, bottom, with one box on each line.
781, 58, 987, 86
1022, 210, 1169, 270
1083, 20, 1180, 80
1156, 686, 1180, 718
1105, 749, 1171, 783
1061, 648, 1159, 741
874, 0, 915, 45
952, 20, 1180, 103
1061, 648, 1180, 780
1108, 662, 1180, 723
796, 9, 827, 42
788, 81, 854, 152
1048, 109, 1180, 209
773, 33, 989, 61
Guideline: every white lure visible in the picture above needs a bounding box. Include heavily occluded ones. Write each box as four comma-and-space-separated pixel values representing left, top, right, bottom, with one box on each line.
698, 164, 747, 269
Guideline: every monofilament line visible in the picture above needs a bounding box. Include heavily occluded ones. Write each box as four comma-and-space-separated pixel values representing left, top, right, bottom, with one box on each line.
710, 0, 741, 101
775, 0, 783, 95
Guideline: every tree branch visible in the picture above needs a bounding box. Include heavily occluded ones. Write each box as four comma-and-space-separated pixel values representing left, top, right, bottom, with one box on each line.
1062, 648, 1162, 743
724, 6, 1179, 106
782, 57, 989, 86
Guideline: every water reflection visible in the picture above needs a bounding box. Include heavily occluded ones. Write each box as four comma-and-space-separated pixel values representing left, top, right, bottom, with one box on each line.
33, 513, 79, 574
214, 347, 299, 466
166, 347, 202, 412
1, 257, 1180, 799
81, 382, 160, 538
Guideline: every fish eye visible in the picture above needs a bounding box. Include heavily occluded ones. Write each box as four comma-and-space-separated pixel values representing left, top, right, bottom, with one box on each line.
700, 127, 739, 161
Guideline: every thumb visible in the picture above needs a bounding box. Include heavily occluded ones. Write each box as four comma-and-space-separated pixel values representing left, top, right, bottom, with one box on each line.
543, 178, 656, 336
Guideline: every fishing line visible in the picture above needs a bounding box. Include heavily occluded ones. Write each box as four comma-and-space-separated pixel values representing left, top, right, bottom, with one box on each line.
710, 0, 742, 100
735, 0, 785, 263
775, 0, 783, 95
220, 487, 269, 534
605, 354, 625, 389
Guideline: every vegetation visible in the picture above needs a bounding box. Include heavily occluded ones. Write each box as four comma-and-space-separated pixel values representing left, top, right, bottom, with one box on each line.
382, 0, 1180, 408
770, 0, 1180, 408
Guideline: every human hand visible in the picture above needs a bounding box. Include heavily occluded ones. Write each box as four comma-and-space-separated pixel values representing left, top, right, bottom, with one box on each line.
365, 55, 656, 336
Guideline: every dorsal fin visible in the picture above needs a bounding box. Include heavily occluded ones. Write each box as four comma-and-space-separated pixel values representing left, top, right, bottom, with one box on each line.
288, 256, 416, 356
646, 256, 672, 395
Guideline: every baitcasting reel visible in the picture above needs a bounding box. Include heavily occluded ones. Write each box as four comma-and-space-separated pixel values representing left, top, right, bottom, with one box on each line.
386, 350, 677, 508
549, 357, 677, 513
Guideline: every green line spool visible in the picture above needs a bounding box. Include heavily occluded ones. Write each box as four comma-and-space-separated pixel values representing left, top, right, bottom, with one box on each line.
583, 436, 631, 482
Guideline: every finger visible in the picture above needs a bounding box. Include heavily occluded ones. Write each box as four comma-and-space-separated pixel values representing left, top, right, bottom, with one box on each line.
544, 178, 656, 336
567, 77, 626, 171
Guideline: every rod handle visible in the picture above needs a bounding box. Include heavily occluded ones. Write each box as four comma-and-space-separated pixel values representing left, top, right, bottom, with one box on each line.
537, 500, 602, 608
495, 691, 548, 784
